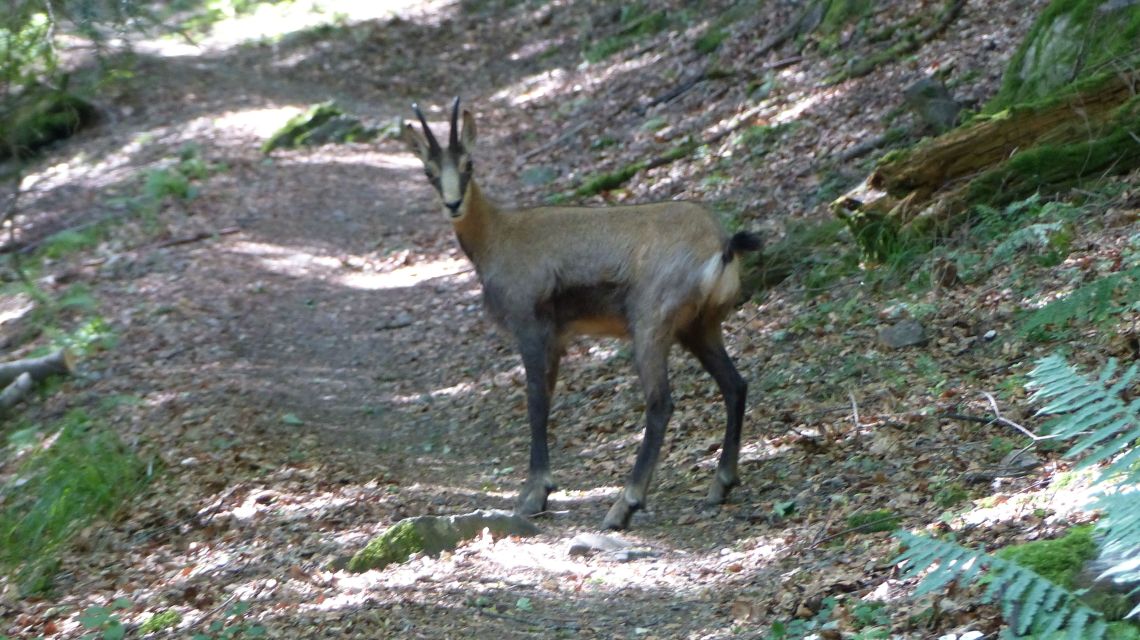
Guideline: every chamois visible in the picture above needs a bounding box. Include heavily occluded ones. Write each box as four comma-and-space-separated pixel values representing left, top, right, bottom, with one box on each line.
402, 98, 761, 530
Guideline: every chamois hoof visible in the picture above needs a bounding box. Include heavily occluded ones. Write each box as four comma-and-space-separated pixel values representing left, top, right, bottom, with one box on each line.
704, 473, 740, 506
602, 496, 640, 530
515, 479, 555, 517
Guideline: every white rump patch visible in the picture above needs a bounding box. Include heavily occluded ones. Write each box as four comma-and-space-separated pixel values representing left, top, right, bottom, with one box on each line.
698, 254, 741, 307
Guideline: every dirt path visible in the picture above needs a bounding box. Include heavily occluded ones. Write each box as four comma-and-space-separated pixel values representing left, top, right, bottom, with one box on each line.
15, 11, 784, 639
5, 1, 1058, 637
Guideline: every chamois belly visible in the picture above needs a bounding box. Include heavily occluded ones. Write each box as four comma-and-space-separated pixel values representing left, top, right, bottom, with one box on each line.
550, 283, 630, 339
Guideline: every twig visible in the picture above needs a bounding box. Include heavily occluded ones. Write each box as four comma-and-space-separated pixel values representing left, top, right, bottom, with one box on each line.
838, 132, 896, 162
520, 121, 590, 162
848, 390, 864, 429
156, 226, 241, 248
810, 513, 906, 548
638, 66, 710, 115
474, 608, 582, 632
978, 391, 1059, 442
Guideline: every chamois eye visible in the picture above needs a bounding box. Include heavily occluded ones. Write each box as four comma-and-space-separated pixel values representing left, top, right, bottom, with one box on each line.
464, 159, 473, 173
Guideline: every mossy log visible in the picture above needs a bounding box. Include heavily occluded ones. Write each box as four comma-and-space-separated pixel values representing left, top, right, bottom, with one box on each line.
0, 349, 74, 386
834, 71, 1140, 260
0, 86, 96, 159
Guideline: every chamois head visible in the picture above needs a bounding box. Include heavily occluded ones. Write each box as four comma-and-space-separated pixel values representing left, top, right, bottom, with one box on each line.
402, 97, 477, 220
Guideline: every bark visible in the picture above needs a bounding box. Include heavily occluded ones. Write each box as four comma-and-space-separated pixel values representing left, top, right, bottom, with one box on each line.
0, 372, 33, 411
833, 71, 1140, 259
0, 349, 74, 386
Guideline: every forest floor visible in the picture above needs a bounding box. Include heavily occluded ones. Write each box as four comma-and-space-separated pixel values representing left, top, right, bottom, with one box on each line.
3, 0, 1138, 638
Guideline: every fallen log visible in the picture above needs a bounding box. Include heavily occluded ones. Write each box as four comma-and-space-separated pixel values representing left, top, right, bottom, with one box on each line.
833, 71, 1140, 260
0, 372, 33, 412
0, 349, 75, 386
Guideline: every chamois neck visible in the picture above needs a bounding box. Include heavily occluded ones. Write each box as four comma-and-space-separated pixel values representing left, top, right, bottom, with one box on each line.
452, 179, 497, 264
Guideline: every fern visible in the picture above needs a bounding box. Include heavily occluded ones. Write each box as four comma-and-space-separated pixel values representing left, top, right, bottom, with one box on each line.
894, 353, 1140, 633
895, 532, 1105, 638
1021, 266, 1140, 338
1028, 354, 1140, 480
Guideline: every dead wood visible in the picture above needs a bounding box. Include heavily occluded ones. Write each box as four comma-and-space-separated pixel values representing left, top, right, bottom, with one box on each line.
156, 226, 241, 249
0, 349, 74, 386
0, 372, 33, 412
833, 70, 1140, 258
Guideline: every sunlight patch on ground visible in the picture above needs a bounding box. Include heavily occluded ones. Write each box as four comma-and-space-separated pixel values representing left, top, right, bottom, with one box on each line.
390, 381, 476, 404
136, 0, 456, 57
304, 527, 789, 619
771, 89, 828, 125
0, 292, 35, 326
228, 239, 470, 290
211, 106, 305, 140
491, 68, 571, 107
951, 468, 1098, 530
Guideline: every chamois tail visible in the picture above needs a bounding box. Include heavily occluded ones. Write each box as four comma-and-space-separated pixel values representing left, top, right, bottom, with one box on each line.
721, 231, 763, 264
699, 232, 761, 307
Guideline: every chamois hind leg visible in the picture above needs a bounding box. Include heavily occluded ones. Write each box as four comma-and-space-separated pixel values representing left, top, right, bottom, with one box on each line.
603, 336, 673, 530
515, 326, 561, 517
680, 324, 747, 506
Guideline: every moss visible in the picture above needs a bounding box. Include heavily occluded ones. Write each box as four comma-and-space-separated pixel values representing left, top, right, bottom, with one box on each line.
845, 509, 901, 533
0, 86, 96, 158
140, 610, 182, 633
261, 102, 377, 154
574, 161, 646, 197
820, 0, 874, 34
996, 525, 1097, 589
346, 520, 426, 572
695, 28, 727, 54
582, 4, 670, 63
965, 99, 1140, 206
989, 0, 1140, 111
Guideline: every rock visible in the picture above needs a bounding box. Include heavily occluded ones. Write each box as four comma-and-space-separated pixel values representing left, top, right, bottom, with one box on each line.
520, 165, 559, 186
261, 102, 377, 154
346, 509, 539, 572
566, 532, 658, 561
376, 313, 414, 331
567, 532, 630, 556
903, 76, 961, 133
878, 319, 927, 349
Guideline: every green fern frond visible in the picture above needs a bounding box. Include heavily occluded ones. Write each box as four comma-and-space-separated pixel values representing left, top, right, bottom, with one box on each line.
894, 531, 1105, 638
1020, 266, 1140, 338
1028, 355, 1140, 480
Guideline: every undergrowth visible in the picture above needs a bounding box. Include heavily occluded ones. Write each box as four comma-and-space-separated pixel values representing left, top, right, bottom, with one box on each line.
1, 410, 149, 594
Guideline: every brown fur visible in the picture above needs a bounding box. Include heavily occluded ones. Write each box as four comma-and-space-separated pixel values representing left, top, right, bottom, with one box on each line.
403, 100, 759, 529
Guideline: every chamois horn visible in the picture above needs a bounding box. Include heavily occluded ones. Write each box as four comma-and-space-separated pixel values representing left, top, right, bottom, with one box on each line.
412, 103, 440, 154
449, 96, 461, 150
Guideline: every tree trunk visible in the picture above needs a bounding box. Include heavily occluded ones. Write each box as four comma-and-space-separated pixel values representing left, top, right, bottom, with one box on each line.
834, 71, 1140, 260
832, 0, 1140, 261
0, 349, 74, 386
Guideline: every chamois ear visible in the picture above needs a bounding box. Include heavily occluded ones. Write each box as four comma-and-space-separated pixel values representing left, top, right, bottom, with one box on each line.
461, 110, 477, 150
401, 122, 430, 160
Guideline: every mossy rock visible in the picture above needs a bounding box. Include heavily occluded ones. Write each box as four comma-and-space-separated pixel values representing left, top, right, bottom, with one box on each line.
990, 0, 1140, 111
346, 510, 539, 572
996, 525, 1097, 589
261, 102, 378, 154
0, 85, 96, 159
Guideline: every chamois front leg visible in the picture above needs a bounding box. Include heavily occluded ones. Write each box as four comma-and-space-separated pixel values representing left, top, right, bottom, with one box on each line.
515, 327, 560, 517
681, 326, 747, 506
603, 339, 673, 530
